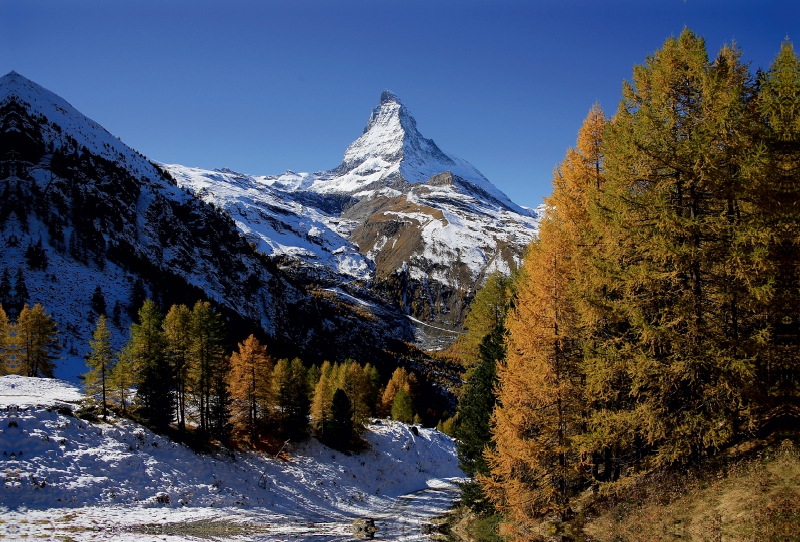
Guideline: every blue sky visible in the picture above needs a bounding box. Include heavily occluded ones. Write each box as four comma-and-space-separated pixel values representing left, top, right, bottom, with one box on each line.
0, 0, 796, 207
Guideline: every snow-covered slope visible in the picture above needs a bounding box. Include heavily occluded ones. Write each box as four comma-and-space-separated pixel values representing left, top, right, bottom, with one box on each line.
165, 165, 372, 280
1, 376, 463, 538
0, 71, 156, 172
349, 171, 540, 283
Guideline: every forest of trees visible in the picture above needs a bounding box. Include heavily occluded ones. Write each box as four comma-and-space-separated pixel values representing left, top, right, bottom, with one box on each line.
446, 31, 800, 534
78, 298, 425, 450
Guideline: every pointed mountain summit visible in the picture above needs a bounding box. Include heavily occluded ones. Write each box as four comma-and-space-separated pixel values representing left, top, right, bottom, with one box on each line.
303, 90, 523, 213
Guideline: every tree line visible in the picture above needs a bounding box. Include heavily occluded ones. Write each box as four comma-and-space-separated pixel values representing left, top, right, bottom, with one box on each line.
83, 299, 425, 450
447, 31, 800, 532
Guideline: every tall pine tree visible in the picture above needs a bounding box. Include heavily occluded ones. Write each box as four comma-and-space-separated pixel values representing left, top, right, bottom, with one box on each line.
484, 105, 604, 521
229, 334, 273, 443
455, 323, 504, 514
164, 304, 192, 433
130, 300, 173, 429
189, 300, 228, 441
84, 315, 114, 419
581, 30, 758, 475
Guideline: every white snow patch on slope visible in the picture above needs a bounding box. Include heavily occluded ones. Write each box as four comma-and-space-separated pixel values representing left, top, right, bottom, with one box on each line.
1, 376, 463, 539
165, 164, 373, 280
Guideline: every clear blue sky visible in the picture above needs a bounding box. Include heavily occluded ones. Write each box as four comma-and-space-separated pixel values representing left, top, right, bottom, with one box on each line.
0, 0, 795, 207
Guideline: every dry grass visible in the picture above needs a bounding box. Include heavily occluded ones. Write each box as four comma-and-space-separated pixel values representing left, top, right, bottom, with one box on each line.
581, 438, 800, 541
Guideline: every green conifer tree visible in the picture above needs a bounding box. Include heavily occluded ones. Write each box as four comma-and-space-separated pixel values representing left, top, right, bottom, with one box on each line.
84, 315, 114, 419
109, 343, 135, 413
272, 358, 310, 438
329, 388, 354, 450
391, 387, 414, 424
310, 362, 334, 439
164, 304, 192, 432
130, 300, 173, 429
455, 324, 503, 514
189, 300, 228, 441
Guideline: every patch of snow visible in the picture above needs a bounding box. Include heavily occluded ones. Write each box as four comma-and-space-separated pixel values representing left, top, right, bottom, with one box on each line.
0, 376, 464, 539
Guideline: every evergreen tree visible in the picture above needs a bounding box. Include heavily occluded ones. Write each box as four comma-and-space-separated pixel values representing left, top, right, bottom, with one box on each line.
391, 387, 414, 424
306, 364, 322, 398
455, 324, 503, 514
189, 300, 228, 441
111, 301, 123, 328
130, 300, 172, 429
84, 315, 113, 419
328, 388, 354, 449
229, 334, 273, 443
210, 352, 232, 442
129, 278, 147, 317
90, 286, 107, 316
24, 239, 48, 271
381, 367, 417, 416
452, 272, 511, 370
363, 363, 382, 416
16, 303, 60, 378
109, 343, 135, 413
336, 360, 371, 428
310, 361, 334, 439
164, 304, 192, 432
272, 358, 310, 438
14, 269, 29, 306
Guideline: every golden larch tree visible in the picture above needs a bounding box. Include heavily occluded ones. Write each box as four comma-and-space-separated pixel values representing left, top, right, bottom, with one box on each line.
229, 334, 273, 443
483, 105, 605, 525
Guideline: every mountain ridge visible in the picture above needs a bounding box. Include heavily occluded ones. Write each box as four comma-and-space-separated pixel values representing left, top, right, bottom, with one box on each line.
0, 71, 420, 379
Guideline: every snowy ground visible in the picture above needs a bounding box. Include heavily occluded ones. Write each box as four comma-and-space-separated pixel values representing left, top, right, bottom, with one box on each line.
0, 376, 463, 540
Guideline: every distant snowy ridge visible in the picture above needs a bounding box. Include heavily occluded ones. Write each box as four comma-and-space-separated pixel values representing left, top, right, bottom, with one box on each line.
165, 164, 373, 280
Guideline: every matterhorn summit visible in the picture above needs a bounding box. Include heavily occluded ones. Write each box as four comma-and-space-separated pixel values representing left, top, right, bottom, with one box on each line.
268, 90, 525, 213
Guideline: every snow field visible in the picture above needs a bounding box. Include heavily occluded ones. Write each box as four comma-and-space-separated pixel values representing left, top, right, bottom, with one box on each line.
0, 376, 464, 536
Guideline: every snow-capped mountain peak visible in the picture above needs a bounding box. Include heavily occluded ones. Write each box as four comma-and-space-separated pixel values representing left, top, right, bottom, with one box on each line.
343, 88, 428, 171
300, 90, 524, 213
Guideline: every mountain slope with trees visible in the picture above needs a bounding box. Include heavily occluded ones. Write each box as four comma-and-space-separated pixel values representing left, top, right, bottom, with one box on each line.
0, 72, 421, 380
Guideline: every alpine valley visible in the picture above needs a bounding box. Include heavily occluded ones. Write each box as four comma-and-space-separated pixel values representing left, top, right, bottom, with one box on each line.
0, 72, 540, 382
